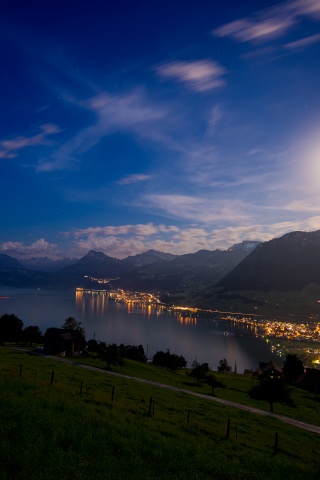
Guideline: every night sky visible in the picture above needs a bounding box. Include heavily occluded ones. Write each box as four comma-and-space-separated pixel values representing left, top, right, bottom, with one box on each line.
1, 0, 320, 260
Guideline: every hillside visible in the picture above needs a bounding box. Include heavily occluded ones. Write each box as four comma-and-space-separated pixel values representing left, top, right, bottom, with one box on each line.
0, 347, 319, 480
0, 254, 21, 269
218, 230, 320, 291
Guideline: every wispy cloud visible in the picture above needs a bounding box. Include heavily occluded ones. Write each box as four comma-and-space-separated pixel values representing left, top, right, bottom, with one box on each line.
282, 199, 320, 213
61, 217, 320, 259
64, 223, 179, 239
0, 238, 59, 259
143, 194, 251, 224
156, 60, 226, 92
36, 89, 169, 172
213, 0, 320, 44
291, 0, 320, 18
0, 124, 61, 159
285, 33, 320, 49
214, 17, 294, 43
117, 174, 153, 185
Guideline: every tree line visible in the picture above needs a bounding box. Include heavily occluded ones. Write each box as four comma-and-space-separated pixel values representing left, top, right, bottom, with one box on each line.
0, 313, 313, 413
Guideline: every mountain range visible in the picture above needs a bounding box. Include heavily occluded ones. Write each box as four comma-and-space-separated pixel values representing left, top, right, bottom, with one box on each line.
2, 230, 320, 315
0, 241, 259, 292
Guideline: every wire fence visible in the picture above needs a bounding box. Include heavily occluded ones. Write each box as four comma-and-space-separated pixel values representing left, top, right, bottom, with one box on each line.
2, 359, 320, 470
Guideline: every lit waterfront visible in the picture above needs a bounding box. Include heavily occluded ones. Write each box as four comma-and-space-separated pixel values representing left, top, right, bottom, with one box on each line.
75, 288, 320, 366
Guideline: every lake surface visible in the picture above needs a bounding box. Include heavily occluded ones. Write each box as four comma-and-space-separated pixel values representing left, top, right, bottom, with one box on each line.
0, 288, 278, 370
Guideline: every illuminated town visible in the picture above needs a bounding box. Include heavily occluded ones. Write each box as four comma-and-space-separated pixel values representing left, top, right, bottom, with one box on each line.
75, 283, 320, 365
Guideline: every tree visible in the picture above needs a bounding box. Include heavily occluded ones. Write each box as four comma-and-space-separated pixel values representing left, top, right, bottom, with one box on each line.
205, 374, 225, 396
119, 344, 147, 363
189, 362, 209, 385
152, 350, 187, 370
61, 317, 85, 337
217, 358, 232, 373
249, 376, 295, 412
23, 325, 43, 346
283, 354, 304, 384
87, 338, 99, 353
98, 342, 121, 369
0, 314, 23, 343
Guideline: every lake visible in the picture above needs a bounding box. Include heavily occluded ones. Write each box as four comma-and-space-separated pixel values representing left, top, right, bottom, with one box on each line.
0, 287, 278, 370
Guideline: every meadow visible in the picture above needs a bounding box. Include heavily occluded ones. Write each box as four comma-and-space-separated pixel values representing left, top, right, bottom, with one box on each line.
1, 347, 320, 480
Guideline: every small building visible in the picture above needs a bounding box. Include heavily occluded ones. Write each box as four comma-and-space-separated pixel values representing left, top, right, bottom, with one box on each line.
44, 328, 86, 356
259, 361, 283, 377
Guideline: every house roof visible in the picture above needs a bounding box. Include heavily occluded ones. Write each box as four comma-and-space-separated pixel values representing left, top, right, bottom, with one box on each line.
260, 361, 283, 374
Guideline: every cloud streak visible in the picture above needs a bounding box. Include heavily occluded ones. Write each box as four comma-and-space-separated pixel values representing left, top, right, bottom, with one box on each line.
117, 174, 153, 185
213, 0, 320, 44
285, 33, 320, 49
156, 60, 226, 92
0, 124, 61, 159
36, 89, 169, 172
64, 223, 179, 239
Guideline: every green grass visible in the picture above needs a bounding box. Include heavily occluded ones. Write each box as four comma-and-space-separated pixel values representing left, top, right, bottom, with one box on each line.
75, 353, 320, 426
1, 347, 320, 479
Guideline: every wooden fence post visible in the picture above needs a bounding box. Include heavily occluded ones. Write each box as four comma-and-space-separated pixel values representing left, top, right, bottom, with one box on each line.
226, 418, 230, 439
274, 432, 279, 454
313, 450, 317, 468
148, 397, 153, 416
111, 386, 115, 402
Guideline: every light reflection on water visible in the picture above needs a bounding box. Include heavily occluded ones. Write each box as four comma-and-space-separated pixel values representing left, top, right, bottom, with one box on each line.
0, 288, 278, 370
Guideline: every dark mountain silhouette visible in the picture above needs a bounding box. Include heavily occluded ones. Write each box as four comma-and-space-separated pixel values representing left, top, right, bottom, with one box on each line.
59, 250, 124, 277
0, 267, 55, 288
117, 242, 260, 293
121, 249, 177, 267
0, 243, 259, 291
218, 230, 320, 291
59, 249, 177, 280
0, 254, 22, 269
21, 256, 78, 272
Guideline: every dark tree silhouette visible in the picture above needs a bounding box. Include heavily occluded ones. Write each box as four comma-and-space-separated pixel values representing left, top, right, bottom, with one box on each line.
217, 358, 232, 373
87, 338, 99, 353
119, 344, 147, 363
0, 314, 23, 343
205, 374, 225, 396
23, 325, 43, 346
61, 317, 85, 337
98, 342, 121, 369
283, 354, 304, 384
152, 350, 187, 370
189, 363, 209, 385
249, 376, 295, 412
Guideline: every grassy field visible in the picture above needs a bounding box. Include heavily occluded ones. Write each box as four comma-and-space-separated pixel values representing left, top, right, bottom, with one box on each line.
1, 347, 320, 480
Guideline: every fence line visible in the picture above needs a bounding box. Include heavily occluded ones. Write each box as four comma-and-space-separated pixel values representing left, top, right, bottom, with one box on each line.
3, 361, 319, 465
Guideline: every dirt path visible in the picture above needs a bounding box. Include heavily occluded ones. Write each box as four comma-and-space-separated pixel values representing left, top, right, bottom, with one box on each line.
40, 354, 320, 435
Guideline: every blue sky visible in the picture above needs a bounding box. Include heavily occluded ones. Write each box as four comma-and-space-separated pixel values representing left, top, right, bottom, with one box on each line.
1, 0, 320, 260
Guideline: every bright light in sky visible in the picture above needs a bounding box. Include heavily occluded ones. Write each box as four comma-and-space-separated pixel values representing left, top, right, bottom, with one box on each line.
0, 0, 320, 260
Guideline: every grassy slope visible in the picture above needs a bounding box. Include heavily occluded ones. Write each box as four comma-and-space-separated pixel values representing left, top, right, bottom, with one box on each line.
1, 347, 320, 480
80, 354, 320, 426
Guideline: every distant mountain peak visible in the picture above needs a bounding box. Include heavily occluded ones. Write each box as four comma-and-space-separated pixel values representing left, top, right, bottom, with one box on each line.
219, 230, 320, 291
122, 249, 177, 267
227, 241, 260, 252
